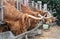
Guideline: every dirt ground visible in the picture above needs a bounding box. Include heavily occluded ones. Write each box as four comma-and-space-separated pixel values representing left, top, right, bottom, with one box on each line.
33, 25, 60, 39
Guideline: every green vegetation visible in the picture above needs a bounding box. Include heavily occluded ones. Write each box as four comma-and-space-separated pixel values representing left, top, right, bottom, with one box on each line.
33, 0, 60, 20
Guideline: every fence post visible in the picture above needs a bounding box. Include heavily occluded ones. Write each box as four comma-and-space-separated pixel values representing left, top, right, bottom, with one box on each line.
0, 0, 4, 24
0, 0, 4, 21
31, 1, 35, 7
43, 4, 47, 11
17, 0, 24, 11
37, 1, 42, 10
16, 0, 19, 10
35, 3, 38, 9
23, 0, 29, 6
43, 4, 52, 17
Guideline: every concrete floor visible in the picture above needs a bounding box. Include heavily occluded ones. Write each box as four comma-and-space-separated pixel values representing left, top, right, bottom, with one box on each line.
33, 25, 60, 39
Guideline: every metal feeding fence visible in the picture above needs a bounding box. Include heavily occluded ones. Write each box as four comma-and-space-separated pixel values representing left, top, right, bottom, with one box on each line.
17, 0, 53, 17
0, 0, 43, 39
0, 0, 56, 39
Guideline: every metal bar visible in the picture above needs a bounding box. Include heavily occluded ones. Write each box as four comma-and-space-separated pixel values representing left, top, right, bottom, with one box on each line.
0, 0, 4, 21
37, 1, 42, 10
23, 0, 27, 6
23, 0, 29, 6
1, 0, 4, 21
31, 1, 34, 7
19, 0, 24, 11
35, 3, 38, 9
25, 35, 28, 39
43, 4, 47, 11
0, 0, 1, 7
20, 3, 21, 11
0, 0, 5, 25
17, 0, 19, 10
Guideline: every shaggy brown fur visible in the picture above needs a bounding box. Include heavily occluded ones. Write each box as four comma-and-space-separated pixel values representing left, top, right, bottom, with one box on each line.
4, 1, 29, 35
21, 4, 40, 30
3, 1, 40, 36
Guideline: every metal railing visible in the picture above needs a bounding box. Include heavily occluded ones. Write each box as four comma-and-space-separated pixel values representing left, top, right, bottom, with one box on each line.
0, 0, 4, 24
